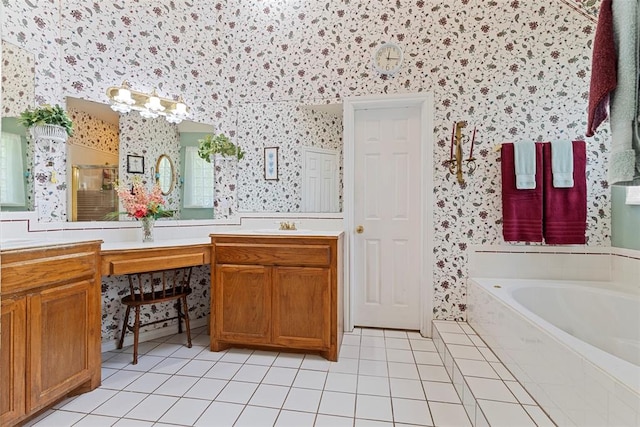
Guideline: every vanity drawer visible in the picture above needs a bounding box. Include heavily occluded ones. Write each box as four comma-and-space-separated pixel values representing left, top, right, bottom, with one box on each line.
1, 245, 99, 295
215, 243, 331, 267
100, 244, 211, 276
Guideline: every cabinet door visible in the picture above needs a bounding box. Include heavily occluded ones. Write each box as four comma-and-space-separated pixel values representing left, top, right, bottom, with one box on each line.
215, 264, 271, 344
272, 266, 331, 349
28, 280, 95, 412
0, 298, 26, 426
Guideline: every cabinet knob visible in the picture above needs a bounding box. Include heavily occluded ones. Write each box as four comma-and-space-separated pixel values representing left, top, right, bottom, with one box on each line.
356, 225, 364, 234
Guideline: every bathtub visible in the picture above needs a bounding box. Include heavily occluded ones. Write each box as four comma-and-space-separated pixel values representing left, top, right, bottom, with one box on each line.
467, 278, 640, 427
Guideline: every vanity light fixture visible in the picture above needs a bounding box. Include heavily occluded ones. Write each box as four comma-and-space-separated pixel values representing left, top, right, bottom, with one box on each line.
106, 81, 190, 124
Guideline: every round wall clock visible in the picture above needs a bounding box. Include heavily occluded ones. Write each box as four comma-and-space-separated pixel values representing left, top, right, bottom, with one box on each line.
372, 42, 404, 75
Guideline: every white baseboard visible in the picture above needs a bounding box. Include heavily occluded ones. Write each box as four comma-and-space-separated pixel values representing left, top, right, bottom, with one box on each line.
101, 317, 209, 354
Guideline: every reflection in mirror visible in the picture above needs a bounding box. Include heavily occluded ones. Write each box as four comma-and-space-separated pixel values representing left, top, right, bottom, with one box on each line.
179, 124, 215, 220
156, 154, 175, 195
235, 100, 343, 213
71, 165, 118, 221
1, 41, 36, 212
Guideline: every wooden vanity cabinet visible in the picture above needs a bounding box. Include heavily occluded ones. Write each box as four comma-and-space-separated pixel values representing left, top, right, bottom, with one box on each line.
211, 234, 343, 361
0, 241, 102, 427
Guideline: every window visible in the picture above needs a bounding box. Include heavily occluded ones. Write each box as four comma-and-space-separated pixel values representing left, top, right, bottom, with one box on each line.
183, 146, 214, 208
0, 132, 26, 206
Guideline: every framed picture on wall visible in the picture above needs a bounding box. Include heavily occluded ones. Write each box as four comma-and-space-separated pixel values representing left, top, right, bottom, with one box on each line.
264, 147, 279, 180
127, 154, 145, 174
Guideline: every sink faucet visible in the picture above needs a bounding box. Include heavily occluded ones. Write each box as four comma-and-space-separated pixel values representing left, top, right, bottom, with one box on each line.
279, 221, 297, 230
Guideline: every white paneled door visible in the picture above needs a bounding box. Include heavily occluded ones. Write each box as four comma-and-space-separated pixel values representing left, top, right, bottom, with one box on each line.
353, 106, 422, 329
302, 147, 339, 212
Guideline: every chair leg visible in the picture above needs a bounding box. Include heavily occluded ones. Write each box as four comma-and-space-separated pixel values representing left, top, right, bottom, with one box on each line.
176, 301, 184, 334
182, 296, 192, 348
132, 306, 141, 365
117, 305, 131, 350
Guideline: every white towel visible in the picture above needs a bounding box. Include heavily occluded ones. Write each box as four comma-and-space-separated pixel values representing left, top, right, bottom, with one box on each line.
609, 0, 637, 184
551, 140, 574, 188
514, 142, 536, 189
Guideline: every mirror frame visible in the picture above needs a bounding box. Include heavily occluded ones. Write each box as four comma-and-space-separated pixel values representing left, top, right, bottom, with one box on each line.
156, 154, 175, 196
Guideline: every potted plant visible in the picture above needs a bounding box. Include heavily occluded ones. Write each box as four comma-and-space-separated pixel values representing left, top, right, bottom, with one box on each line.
18, 104, 74, 142
197, 133, 245, 162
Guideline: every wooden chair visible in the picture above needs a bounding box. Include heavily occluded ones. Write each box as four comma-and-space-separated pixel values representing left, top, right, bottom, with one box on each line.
118, 267, 193, 364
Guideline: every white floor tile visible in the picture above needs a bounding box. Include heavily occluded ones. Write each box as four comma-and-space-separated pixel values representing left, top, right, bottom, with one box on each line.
263, 366, 298, 386
490, 362, 516, 380
124, 372, 170, 393
361, 328, 385, 337
479, 347, 499, 362
273, 352, 305, 368
433, 321, 466, 334
429, 402, 472, 427
275, 409, 316, 426
301, 354, 331, 371
422, 381, 461, 404
477, 399, 537, 427
342, 334, 362, 346
410, 339, 438, 352
112, 418, 155, 427
58, 388, 117, 413
124, 394, 177, 422
339, 344, 361, 359
355, 394, 393, 422
505, 381, 536, 405
194, 401, 244, 426
145, 343, 183, 357
386, 348, 414, 363
523, 404, 556, 426
465, 377, 518, 403
215, 381, 259, 404
31, 410, 85, 426
153, 375, 199, 397
100, 370, 143, 390
171, 344, 207, 359
176, 359, 216, 377
194, 347, 227, 361
157, 397, 210, 425
358, 359, 388, 377
232, 363, 269, 383
248, 383, 290, 408
447, 344, 485, 361
246, 350, 278, 366
74, 414, 119, 426
384, 330, 409, 338
392, 397, 433, 426
283, 387, 322, 412
385, 337, 411, 350
101, 367, 120, 381
315, 414, 354, 426
354, 418, 394, 427
357, 375, 390, 397
325, 372, 358, 393
183, 377, 227, 400
93, 391, 147, 417
318, 391, 356, 417
388, 361, 420, 379
469, 335, 487, 348
439, 332, 474, 346
220, 348, 253, 363
359, 345, 387, 361
329, 357, 359, 374
234, 405, 280, 427
459, 323, 477, 335
149, 357, 190, 375
413, 351, 444, 366
102, 352, 136, 370
389, 378, 425, 400
361, 336, 386, 348
293, 369, 327, 390
455, 359, 500, 379
204, 361, 242, 380
417, 365, 451, 382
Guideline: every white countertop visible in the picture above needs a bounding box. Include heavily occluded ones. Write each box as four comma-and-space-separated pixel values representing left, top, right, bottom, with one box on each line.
210, 229, 344, 237
0, 238, 102, 251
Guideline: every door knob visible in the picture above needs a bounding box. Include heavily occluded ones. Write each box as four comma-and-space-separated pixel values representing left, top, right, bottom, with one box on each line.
356, 225, 364, 234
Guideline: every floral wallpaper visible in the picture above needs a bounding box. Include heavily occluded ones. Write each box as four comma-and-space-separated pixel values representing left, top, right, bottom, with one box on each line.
1, 0, 611, 328
119, 114, 181, 217
1, 41, 34, 117
67, 107, 119, 154
236, 101, 343, 212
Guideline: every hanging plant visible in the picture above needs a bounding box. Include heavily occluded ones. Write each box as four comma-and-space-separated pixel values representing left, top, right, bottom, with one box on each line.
197, 133, 245, 162
18, 104, 74, 137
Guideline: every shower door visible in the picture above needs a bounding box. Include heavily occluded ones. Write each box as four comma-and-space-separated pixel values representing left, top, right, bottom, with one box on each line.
71, 165, 118, 221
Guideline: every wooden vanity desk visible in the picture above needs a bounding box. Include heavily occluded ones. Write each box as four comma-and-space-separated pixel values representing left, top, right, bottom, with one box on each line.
100, 240, 211, 276
210, 232, 344, 361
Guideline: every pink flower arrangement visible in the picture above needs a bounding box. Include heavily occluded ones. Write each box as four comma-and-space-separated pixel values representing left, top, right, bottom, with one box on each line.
115, 178, 171, 219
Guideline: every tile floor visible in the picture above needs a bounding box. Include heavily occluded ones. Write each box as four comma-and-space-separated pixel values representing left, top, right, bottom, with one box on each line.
25, 323, 555, 427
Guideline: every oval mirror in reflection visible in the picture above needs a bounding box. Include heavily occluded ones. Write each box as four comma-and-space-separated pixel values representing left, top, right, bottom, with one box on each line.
156, 154, 175, 195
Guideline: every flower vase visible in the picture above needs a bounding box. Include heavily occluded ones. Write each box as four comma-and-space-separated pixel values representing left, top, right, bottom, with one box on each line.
141, 217, 155, 242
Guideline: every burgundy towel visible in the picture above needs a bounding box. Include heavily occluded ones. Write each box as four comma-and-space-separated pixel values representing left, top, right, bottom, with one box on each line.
501, 142, 544, 242
543, 141, 587, 245
586, 0, 617, 137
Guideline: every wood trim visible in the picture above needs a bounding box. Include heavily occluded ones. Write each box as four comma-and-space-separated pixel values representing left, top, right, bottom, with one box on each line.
100, 244, 211, 276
